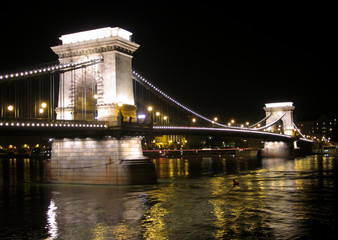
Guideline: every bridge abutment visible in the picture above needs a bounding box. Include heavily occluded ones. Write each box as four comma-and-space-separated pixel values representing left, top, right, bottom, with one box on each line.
46, 137, 157, 185
261, 141, 292, 158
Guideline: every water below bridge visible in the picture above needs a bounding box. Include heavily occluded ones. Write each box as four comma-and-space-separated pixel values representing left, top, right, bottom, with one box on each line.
1, 155, 338, 239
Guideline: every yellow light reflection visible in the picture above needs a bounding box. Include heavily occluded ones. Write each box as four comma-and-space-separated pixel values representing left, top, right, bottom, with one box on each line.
142, 189, 170, 240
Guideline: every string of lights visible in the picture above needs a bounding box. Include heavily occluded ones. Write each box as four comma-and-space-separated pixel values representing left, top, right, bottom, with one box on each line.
132, 70, 234, 128
253, 113, 286, 131
0, 57, 103, 81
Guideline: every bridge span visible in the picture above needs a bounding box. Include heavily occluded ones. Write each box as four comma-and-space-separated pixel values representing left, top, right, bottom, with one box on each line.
0, 118, 312, 143
0, 27, 313, 185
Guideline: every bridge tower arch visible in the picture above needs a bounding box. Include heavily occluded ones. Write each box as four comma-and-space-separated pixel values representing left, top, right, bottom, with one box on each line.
51, 27, 139, 125
264, 102, 295, 136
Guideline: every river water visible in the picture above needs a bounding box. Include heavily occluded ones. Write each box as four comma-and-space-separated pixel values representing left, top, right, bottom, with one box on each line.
0, 155, 337, 239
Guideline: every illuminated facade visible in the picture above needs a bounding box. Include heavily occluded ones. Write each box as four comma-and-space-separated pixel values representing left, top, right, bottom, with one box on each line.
51, 27, 139, 124
264, 102, 295, 136
48, 28, 156, 185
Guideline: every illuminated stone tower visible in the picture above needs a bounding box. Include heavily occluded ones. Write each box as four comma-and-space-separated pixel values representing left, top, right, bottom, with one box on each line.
264, 102, 295, 136
51, 27, 139, 124
48, 28, 156, 185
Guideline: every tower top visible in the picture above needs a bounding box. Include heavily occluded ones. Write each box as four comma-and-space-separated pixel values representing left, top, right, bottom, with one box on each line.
59, 27, 132, 45
265, 102, 293, 108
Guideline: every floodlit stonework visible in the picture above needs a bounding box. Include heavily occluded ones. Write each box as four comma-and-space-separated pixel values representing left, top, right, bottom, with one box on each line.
264, 102, 295, 136
51, 27, 139, 125
47, 137, 157, 185
47, 27, 156, 185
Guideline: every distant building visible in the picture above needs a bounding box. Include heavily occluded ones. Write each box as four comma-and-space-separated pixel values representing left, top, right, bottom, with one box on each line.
297, 113, 338, 143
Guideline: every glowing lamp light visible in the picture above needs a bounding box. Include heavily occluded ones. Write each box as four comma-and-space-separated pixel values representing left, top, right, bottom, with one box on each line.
147, 106, 153, 112
7, 105, 14, 111
41, 102, 47, 108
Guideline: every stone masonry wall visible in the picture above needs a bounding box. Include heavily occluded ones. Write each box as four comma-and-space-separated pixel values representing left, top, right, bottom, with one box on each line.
47, 137, 156, 185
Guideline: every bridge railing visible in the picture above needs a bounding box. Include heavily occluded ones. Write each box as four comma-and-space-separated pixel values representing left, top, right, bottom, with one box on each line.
0, 119, 107, 129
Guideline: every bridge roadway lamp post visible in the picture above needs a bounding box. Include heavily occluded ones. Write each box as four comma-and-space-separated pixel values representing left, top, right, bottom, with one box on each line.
39, 102, 47, 118
7, 105, 14, 118
147, 106, 153, 124
192, 118, 196, 125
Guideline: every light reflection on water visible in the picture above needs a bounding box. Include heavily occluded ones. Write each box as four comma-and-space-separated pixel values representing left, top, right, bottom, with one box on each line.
1, 155, 338, 239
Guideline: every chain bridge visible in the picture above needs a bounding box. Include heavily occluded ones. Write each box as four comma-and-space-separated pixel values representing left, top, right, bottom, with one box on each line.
0, 27, 312, 185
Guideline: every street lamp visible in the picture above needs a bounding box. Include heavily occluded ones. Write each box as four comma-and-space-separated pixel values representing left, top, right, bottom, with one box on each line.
7, 105, 14, 118
41, 102, 47, 109
147, 106, 153, 124
7, 105, 14, 112
39, 102, 47, 116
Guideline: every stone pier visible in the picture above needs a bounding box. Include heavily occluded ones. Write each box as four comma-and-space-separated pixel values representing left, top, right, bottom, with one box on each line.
47, 137, 157, 185
261, 141, 292, 158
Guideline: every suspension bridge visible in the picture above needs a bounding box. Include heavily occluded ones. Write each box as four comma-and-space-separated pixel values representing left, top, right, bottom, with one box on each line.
0, 27, 312, 185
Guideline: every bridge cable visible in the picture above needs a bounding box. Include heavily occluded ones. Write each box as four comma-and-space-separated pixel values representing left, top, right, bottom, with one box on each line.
253, 112, 286, 131
248, 113, 272, 128
293, 123, 306, 139
132, 70, 237, 128
0, 57, 104, 82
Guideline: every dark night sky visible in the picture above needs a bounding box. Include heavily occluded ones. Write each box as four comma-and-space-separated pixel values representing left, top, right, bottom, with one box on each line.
1, 4, 337, 124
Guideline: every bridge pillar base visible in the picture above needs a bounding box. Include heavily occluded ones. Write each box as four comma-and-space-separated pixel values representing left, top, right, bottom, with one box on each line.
96, 103, 138, 126
261, 141, 292, 158
46, 137, 157, 185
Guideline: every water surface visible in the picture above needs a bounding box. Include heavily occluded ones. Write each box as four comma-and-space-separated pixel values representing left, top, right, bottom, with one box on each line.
1, 155, 337, 239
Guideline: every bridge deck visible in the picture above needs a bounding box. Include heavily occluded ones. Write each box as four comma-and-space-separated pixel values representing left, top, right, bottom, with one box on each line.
0, 119, 312, 143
